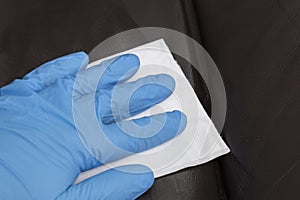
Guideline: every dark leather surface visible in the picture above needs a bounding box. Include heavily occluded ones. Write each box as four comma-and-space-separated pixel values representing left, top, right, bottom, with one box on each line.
0, 0, 299, 199
192, 1, 300, 199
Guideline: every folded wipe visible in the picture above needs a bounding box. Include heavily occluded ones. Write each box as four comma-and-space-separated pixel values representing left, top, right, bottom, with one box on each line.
76, 39, 229, 182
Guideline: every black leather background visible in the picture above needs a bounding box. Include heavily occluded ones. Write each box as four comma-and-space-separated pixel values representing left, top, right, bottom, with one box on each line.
0, 0, 299, 199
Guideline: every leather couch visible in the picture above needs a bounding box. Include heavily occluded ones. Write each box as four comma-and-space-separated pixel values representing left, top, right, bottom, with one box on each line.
0, 0, 299, 199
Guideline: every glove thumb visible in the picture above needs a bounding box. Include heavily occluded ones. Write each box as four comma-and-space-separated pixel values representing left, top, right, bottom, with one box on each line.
56, 165, 154, 200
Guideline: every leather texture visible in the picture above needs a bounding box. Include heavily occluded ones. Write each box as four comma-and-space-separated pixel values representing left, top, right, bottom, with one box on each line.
0, 0, 299, 199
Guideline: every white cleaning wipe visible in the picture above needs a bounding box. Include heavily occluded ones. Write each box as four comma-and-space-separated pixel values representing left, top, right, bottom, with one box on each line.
75, 39, 229, 182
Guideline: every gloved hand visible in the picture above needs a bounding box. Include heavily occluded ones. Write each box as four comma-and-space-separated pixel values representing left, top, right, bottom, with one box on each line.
0, 52, 187, 200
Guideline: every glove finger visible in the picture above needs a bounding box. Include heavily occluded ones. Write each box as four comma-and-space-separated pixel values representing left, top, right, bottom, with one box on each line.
56, 164, 154, 200
79, 54, 140, 93
24, 52, 88, 91
98, 74, 175, 124
103, 110, 187, 153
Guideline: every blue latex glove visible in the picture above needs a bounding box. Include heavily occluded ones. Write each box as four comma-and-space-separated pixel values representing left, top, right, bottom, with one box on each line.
0, 52, 187, 199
